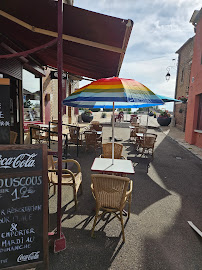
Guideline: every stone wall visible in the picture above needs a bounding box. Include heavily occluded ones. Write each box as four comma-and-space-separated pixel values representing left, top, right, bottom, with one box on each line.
174, 37, 194, 131
175, 103, 187, 131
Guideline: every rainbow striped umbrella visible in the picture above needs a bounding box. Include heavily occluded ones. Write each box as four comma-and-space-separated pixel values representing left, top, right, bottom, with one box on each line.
63, 77, 164, 107
63, 77, 164, 163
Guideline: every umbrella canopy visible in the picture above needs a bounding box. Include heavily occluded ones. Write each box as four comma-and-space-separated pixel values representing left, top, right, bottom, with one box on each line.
63, 77, 164, 107
63, 77, 164, 163
156, 95, 181, 103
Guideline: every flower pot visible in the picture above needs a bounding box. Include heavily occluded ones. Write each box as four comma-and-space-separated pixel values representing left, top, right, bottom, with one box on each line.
148, 112, 154, 116
157, 116, 171, 126
81, 113, 93, 123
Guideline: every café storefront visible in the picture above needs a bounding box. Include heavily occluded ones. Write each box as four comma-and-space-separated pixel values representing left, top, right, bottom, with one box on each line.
0, 54, 45, 144
0, 0, 133, 266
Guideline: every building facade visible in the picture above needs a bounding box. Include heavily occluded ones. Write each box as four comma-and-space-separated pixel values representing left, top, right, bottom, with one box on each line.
42, 69, 80, 125
185, 9, 202, 148
174, 37, 194, 131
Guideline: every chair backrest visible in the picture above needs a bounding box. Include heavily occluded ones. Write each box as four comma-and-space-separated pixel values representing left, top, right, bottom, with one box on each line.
84, 131, 97, 146
137, 126, 147, 133
130, 115, 138, 123
27, 124, 40, 139
90, 121, 102, 131
51, 120, 58, 133
69, 126, 80, 142
117, 111, 124, 121
47, 152, 57, 183
142, 133, 157, 148
102, 142, 123, 159
91, 174, 130, 209
131, 122, 139, 127
10, 131, 17, 144
130, 126, 139, 139
91, 121, 100, 125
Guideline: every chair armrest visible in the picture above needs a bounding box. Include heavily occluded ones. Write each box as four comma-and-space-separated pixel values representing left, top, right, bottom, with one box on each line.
61, 168, 75, 179
62, 159, 81, 172
91, 183, 96, 199
48, 169, 58, 173
126, 180, 133, 196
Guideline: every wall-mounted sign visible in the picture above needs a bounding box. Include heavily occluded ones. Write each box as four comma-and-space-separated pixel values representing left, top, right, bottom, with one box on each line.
50, 71, 67, 80
0, 79, 11, 144
0, 144, 48, 270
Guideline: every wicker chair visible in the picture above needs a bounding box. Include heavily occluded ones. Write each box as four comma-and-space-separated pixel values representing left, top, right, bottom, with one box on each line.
69, 126, 82, 145
10, 131, 17, 144
137, 126, 147, 133
48, 154, 82, 209
27, 124, 48, 143
84, 130, 102, 151
134, 126, 147, 147
100, 142, 126, 159
139, 133, 157, 156
91, 174, 133, 242
49, 120, 58, 139
130, 115, 138, 124
131, 122, 139, 127
130, 126, 139, 141
90, 121, 103, 132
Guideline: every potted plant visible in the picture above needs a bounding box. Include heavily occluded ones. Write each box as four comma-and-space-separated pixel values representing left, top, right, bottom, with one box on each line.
153, 112, 157, 118
148, 111, 154, 116
178, 96, 188, 104
81, 109, 93, 122
157, 110, 171, 126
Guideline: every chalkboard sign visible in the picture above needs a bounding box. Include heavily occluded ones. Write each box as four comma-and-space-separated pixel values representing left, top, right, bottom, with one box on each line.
0, 79, 11, 144
0, 144, 48, 269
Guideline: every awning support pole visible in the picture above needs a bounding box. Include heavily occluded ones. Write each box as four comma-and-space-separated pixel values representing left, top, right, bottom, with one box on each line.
56, 0, 63, 243
112, 102, 115, 165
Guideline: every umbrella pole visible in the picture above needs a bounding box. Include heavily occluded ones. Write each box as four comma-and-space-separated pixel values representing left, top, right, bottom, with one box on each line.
112, 102, 115, 164
146, 107, 149, 128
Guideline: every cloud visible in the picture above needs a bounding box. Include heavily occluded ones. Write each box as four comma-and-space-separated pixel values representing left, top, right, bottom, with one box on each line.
74, 0, 201, 112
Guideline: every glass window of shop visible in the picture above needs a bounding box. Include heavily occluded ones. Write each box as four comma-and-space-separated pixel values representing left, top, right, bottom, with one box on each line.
23, 69, 41, 122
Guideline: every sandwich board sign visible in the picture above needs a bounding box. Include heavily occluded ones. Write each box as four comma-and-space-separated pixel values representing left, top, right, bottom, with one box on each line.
0, 144, 48, 269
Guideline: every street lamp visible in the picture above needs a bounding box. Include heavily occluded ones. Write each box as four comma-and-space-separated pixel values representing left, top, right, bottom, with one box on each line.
165, 69, 171, 81
165, 59, 177, 81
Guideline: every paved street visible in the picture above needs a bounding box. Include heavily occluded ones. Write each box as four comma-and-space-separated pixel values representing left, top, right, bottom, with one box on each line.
46, 114, 202, 270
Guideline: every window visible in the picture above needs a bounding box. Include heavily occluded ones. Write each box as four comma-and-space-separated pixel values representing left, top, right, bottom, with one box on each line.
181, 68, 184, 83
197, 94, 202, 130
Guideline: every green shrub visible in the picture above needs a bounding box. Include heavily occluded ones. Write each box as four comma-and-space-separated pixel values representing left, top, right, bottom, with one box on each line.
91, 108, 100, 112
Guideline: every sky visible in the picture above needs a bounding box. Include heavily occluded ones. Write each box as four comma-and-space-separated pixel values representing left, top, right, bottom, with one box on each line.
73, 0, 202, 111
23, 0, 202, 111
23, 69, 40, 92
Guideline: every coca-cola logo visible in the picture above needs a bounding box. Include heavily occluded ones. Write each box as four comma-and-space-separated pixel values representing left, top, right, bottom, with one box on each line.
0, 153, 37, 169
17, 251, 40, 263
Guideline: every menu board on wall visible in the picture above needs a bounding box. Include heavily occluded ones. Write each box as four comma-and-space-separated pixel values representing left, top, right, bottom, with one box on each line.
0, 144, 48, 269
0, 79, 10, 144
